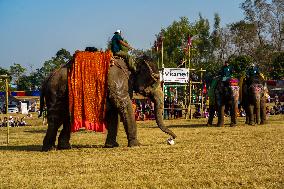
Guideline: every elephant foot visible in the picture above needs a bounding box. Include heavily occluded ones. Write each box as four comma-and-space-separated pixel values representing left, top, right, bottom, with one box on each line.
216, 124, 224, 127
42, 145, 56, 152
260, 121, 267, 125
128, 139, 141, 147
57, 143, 72, 150
104, 141, 119, 148
248, 122, 255, 126
207, 122, 213, 127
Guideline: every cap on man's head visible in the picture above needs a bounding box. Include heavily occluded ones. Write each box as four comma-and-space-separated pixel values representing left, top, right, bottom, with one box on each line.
114, 29, 121, 34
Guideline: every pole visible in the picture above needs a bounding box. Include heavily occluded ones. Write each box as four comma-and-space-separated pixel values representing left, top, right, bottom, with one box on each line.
161, 39, 164, 68
188, 46, 191, 71
187, 45, 192, 119
188, 80, 192, 119
5, 77, 9, 144
199, 68, 206, 117
200, 69, 204, 117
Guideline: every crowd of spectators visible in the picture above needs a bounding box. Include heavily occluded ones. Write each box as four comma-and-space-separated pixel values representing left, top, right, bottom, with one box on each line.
132, 99, 155, 121
267, 102, 284, 115
0, 116, 27, 127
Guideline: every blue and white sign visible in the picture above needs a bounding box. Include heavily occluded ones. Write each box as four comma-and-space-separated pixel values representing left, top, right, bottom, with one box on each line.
161, 68, 190, 83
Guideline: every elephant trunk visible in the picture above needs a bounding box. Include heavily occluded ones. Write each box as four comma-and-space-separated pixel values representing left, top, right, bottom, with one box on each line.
252, 85, 262, 124
150, 86, 177, 139
255, 98, 261, 124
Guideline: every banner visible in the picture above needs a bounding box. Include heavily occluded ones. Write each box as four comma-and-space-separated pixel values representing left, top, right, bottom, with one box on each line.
161, 68, 189, 83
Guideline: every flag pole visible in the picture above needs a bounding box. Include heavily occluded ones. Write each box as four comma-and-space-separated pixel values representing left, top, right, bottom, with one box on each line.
161, 37, 164, 68
0, 75, 10, 144
5, 77, 9, 144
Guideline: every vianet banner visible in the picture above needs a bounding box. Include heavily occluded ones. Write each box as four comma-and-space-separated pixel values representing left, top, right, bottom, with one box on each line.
161, 68, 189, 83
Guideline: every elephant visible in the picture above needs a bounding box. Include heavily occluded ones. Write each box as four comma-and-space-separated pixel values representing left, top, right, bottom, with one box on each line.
207, 78, 240, 127
39, 54, 177, 151
241, 74, 267, 125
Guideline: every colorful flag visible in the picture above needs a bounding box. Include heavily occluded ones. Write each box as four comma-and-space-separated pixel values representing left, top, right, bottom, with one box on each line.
187, 35, 192, 48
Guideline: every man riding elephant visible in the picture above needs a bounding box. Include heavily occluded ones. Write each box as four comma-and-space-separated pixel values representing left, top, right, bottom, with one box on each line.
207, 60, 239, 127
111, 29, 136, 70
241, 63, 267, 125
219, 60, 234, 81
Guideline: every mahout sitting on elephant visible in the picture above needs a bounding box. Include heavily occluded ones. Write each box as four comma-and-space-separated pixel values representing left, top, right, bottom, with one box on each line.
207, 77, 240, 127
39, 50, 176, 151
241, 74, 267, 125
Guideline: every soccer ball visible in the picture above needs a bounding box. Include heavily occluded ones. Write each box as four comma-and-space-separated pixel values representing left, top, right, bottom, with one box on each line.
167, 138, 175, 145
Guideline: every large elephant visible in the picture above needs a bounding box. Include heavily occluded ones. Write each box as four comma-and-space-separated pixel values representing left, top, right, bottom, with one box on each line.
207, 78, 240, 127
39, 54, 177, 151
241, 74, 267, 125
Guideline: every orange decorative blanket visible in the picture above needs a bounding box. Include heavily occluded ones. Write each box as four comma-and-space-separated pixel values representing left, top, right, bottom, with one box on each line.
68, 50, 112, 132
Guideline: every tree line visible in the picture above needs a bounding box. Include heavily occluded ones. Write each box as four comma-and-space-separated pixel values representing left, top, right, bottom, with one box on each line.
0, 0, 283, 92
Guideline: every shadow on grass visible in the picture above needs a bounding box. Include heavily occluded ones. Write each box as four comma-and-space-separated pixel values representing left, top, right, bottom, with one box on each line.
24, 129, 47, 134
0, 145, 42, 152
0, 144, 105, 152
167, 123, 209, 128
143, 123, 214, 129
71, 144, 104, 149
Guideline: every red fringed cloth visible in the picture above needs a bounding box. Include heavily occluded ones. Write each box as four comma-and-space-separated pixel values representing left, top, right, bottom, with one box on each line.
68, 50, 112, 132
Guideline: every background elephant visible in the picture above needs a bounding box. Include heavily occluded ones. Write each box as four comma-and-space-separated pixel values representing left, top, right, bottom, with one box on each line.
241, 74, 267, 125
207, 78, 240, 127
39, 54, 176, 151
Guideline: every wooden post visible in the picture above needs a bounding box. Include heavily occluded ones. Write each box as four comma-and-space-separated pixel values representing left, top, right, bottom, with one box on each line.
199, 68, 206, 117
161, 38, 164, 69
0, 75, 10, 144
5, 77, 9, 144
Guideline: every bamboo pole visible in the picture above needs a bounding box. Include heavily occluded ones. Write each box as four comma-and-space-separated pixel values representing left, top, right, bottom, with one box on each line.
199, 68, 206, 117
161, 39, 164, 69
0, 75, 10, 144
5, 77, 9, 144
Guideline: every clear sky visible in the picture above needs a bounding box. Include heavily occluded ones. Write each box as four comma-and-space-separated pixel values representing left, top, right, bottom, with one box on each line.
0, 0, 244, 70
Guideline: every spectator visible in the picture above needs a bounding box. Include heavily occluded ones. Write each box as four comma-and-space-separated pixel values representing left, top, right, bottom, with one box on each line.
19, 117, 27, 126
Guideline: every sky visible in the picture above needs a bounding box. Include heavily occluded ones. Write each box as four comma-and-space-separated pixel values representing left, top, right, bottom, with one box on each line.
0, 0, 244, 71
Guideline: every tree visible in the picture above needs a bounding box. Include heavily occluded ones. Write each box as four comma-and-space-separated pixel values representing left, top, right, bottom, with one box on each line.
9, 63, 26, 87
269, 52, 284, 79
241, 0, 271, 46
39, 48, 72, 77
229, 55, 254, 78
0, 67, 11, 91
269, 0, 284, 51
230, 20, 258, 56
153, 17, 192, 68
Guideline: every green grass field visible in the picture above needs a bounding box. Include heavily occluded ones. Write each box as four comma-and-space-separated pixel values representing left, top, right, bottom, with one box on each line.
0, 114, 283, 188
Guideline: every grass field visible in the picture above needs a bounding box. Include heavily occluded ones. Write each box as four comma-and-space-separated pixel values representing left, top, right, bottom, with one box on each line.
0, 114, 283, 188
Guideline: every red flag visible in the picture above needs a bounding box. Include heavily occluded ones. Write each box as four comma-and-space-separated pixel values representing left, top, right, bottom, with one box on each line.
203, 83, 207, 94
187, 35, 192, 48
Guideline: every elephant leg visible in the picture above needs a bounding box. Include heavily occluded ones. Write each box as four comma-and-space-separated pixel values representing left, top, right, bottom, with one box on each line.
230, 103, 238, 127
57, 113, 71, 150
42, 114, 62, 151
244, 106, 249, 124
207, 105, 215, 126
119, 98, 140, 147
217, 105, 225, 127
255, 99, 261, 124
248, 105, 255, 125
104, 108, 120, 148
260, 98, 267, 125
